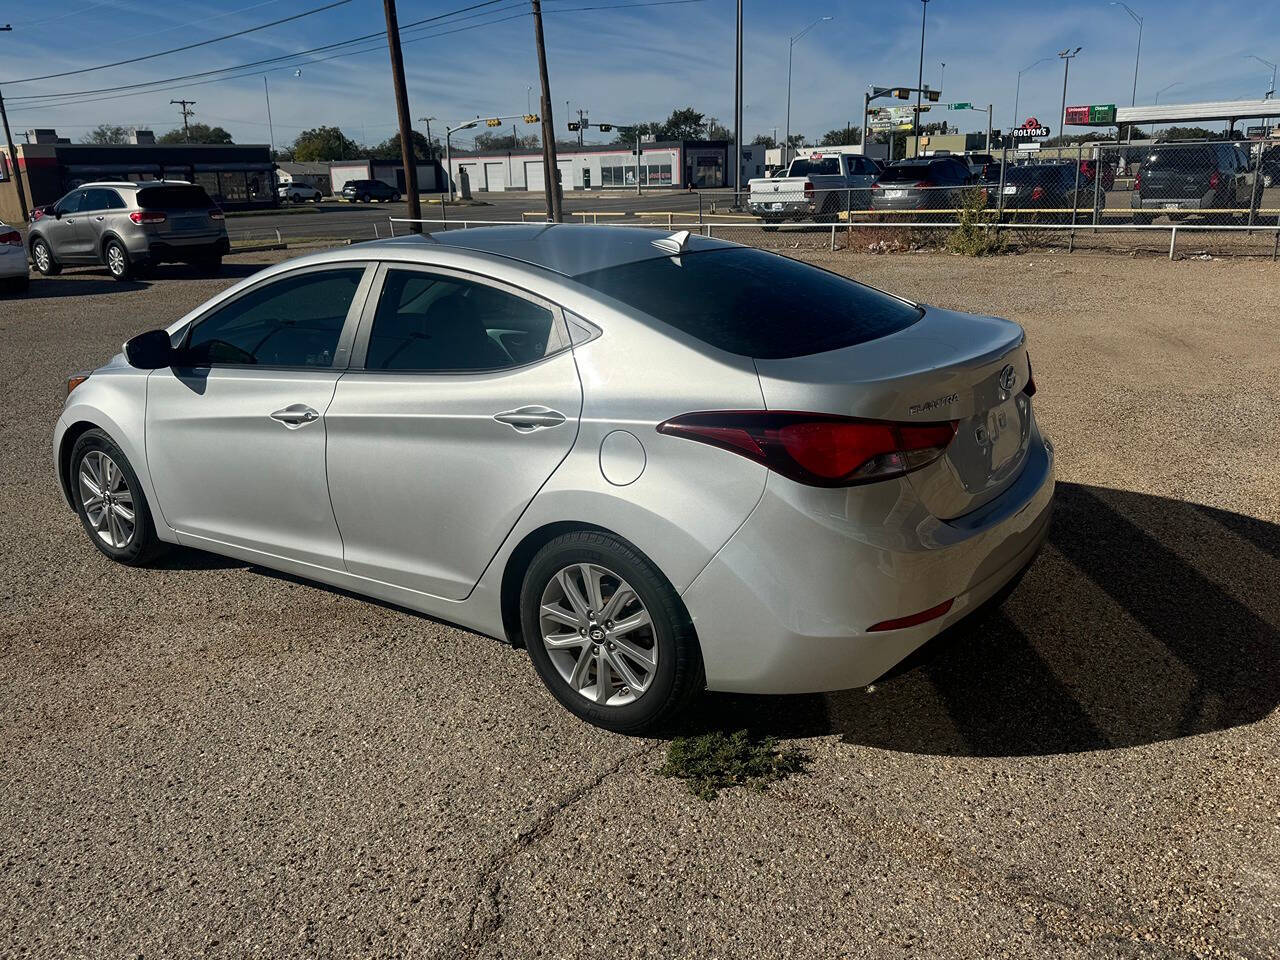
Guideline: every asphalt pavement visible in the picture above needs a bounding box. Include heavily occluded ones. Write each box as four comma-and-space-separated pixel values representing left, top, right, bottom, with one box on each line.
1, 247, 1277, 958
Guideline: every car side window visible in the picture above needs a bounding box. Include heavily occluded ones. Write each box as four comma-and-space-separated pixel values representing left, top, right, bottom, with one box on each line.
183, 268, 365, 368
55, 190, 86, 215
82, 188, 122, 211
364, 269, 565, 373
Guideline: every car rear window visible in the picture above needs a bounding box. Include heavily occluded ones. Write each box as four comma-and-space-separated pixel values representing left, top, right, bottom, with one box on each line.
137, 185, 213, 210
878, 163, 931, 183
789, 158, 840, 177
1143, 147, 1213, 167
572, 247, 922, 360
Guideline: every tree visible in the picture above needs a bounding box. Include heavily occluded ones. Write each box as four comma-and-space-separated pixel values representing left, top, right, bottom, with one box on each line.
662, 107, 706, 140
290, 126, 361, 162
472, 131, 540, 151
158, 123, 233, 145
368, 130, 434, 161
82, 124, 131, 144
819, 126, 862, 146
751, 133, 777, 149
1161, 126, 1221, 141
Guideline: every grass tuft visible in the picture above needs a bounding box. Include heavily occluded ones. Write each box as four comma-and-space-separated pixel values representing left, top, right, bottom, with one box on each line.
658, 730, 808, 801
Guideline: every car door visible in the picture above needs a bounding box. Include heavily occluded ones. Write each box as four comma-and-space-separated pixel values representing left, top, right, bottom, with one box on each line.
324, 263, 584, 601
145, 263, 375, 568
44, 190, 88, 261
74, 188, 121, 261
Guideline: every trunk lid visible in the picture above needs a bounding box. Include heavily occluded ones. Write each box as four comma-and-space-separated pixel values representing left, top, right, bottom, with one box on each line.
750, 176, 807, 199
753, 305, 1032, 519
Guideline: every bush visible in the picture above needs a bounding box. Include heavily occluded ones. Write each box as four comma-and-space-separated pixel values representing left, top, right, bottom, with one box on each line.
945, 187, 1005, 256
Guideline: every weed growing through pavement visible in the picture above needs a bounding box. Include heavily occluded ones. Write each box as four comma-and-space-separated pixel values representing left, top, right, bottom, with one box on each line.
945, 187, 1005, 257
659, 730, 808, 801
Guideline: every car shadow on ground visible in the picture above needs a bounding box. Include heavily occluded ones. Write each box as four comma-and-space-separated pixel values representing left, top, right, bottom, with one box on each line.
678, 482, 1279, 757
23, 262, 264, 298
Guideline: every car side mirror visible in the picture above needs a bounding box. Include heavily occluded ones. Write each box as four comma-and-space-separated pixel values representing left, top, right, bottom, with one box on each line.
124, 329, 175, 369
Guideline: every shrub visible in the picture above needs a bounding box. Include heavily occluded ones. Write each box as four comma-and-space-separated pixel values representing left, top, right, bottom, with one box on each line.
945, 187, 1005, 256
659, 730, 808, 800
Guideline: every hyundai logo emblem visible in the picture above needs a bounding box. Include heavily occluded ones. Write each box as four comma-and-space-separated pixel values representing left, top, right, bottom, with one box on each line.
998, 364, 1017, 393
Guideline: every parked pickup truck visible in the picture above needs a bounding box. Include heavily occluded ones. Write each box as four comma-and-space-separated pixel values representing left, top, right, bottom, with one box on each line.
747, 153, 881, 225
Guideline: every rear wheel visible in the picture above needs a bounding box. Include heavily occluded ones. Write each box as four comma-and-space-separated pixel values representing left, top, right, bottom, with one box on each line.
520, 531, 703, 733
69, 429, 164, 565
361, 193, 372, 203
391, 192, 401, 203
31, 237, 60, 276
104, 239, 132, 281
290, 192, 302, 203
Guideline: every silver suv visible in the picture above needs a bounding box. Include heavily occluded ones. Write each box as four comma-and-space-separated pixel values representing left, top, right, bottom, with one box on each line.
28, 180, 230, 281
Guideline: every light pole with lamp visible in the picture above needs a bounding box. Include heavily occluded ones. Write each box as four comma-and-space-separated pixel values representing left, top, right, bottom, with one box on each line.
1245, 55, 1277, 139
913, 0, 932, 157
1109, 2, 1142, 140
784, 15, 833, 167
1150, 80, 1180, 137
1013, 57, 1054, 128
444, 117, 479, 202
1058, 47, 1082, 141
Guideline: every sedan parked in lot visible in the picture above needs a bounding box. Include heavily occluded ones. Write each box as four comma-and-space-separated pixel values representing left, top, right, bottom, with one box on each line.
278, 181, 324, 203
53, 225, 1054, 732
341, 179, 401, 203
28, 181, 228, 281
0, 220, 29, 294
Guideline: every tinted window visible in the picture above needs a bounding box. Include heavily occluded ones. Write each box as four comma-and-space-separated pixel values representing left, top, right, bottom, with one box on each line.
789, 158, 841, 177
82, 188, 125, 211
1145, 146, 1212, 167
878, 163, 932, 183
137, 185, 213, 210
365, 269, 562, 372
55, 190, 87, 214
573, 248, 922, 360
184, 268, 364, 367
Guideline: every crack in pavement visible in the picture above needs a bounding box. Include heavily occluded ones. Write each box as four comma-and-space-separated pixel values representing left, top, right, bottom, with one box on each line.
448, 740, 664, 959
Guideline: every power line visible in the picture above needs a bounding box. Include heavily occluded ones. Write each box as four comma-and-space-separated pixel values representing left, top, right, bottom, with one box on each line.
2, 0, 354, 85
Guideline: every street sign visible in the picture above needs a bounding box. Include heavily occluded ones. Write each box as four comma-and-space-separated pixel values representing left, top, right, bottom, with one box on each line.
948, 102, 972, 110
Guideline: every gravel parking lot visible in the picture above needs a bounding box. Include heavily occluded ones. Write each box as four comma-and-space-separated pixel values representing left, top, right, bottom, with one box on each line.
2, 246, 1277, 959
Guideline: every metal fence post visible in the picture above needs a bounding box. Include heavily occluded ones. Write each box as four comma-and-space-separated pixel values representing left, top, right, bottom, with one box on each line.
1068, 143, 1082, 253
1168, 224, 1177, 260
1248, 145, 1263, 227
698, 191, 703, 224
1092, 144, 1102, 230
830, 223, 836, 251
995, 144, 1009, 235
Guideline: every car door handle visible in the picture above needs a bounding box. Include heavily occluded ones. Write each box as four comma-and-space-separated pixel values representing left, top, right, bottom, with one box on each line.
493, 405, 567, 432
269, 404, 320, 428
95, 216, 105, 221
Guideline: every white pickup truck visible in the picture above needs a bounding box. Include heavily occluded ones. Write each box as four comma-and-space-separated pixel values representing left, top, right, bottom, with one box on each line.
747, 153, 882, 225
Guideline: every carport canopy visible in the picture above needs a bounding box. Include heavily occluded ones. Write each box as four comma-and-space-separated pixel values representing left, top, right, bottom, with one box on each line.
1069, 98, 1280, 130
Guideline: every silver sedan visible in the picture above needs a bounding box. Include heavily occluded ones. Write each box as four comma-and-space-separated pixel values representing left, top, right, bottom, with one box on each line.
52, 225, 1055, 732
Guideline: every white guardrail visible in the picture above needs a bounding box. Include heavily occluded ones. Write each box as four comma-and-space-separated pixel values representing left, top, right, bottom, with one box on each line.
387, 217, 1280, 261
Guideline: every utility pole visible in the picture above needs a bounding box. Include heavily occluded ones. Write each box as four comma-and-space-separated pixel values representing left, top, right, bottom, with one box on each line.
914, 0, 930, 158
262, 76, 276, 157
170, 99, 197, 142
1058, 47, 1082, 143
733, 0, 742, 194
0, 24, 29, 222
531, 0, 562, 222
382, 0, 422, 232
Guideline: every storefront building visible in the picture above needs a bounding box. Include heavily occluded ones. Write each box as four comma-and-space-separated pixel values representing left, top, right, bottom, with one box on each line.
0, 140, 276, 221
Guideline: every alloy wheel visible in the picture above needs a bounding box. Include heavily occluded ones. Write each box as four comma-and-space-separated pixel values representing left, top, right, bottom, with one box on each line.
33, 242, 50, 272
107, 245, 126, 277
538, 563, 658, 707
78, 450, 135, 549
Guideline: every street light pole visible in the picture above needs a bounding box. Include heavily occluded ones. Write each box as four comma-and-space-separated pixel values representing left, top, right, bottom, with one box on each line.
915, 0, 930, 158
1058, 47, 1082, 142
1152, 81, 1180, 137
1109, 2, 1142, 141
784, 15, 832, 168
263, 76, 276, 158
1014, 57, 1054, 128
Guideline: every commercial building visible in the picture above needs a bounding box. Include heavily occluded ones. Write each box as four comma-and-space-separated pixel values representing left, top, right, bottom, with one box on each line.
328, 159, 445, 197
0, 138, 276, 222
445, 140, 763, 193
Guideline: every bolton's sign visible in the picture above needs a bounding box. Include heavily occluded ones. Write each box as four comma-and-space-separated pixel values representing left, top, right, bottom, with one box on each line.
1011, 117, 1050, 139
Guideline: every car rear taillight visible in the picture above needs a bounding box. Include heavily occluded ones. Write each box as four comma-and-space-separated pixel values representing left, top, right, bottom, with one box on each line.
1209, 171, 1221, 190
914, 180, 934, 188
30, 207, 47, 223
0, 229, 20, 246
803, 180, 815, 198
208, 208, 225, 221
1079, 159, 1094, 180
1133, 171, 1141, 194
1030, 185, 1045, 201
657, 411, 958, 487
129, 210, 167, 224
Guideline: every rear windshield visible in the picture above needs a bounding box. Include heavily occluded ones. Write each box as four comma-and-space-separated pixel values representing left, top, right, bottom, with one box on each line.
137, 185, 213, 210
788, 158, 840, 177
572, 247, 922, 360
1143, 147, 1212, 167
878, 163, 931, 183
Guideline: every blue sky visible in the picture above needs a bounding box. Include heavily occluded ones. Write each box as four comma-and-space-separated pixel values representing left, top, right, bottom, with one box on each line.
2, 0, 1278, 149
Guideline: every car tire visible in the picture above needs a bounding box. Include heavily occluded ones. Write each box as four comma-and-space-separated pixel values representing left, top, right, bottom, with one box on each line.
361, 193, 372, 204
31, 237, 60, 276
520, 530, 704, 733
391, 192, 401, 203
291, 192, 302, 203
104, 239, 132, 281
69, 429, 165, 566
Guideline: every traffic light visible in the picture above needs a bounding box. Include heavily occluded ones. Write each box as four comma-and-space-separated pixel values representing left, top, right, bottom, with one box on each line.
597, 123, 612, 132
522, 114, 539, 124
892, 88, 911, 99
567, 121, 581, 131
485, 118, 502, 127
925, 89, 941, 102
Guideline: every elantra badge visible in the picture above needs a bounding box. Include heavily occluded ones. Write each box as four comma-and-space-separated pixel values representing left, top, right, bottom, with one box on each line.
998, 364, 1017, 393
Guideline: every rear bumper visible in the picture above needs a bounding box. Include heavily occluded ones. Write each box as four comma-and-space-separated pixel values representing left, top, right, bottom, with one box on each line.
138, 236, 230, 262
749, 201, 812, 219
683, 421, 1055, 694
0, 246, 28, 279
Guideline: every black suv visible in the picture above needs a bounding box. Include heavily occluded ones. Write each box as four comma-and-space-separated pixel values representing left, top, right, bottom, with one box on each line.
1131, 142, 1255, 223
871, 156, 974, 215
980, 161, 1109, 221
341, 179, 401, 203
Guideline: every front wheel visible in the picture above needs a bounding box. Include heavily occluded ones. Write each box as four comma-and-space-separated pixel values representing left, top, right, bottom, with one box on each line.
69, 429, 164, 565
361, 193, 372, 203
391, 192, 401, 203
520, 531, 704, 733
290, 192, 302, 203
31, 237, 60, 276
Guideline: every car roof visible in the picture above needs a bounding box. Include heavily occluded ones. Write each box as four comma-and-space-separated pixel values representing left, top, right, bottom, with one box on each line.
369, 224, 734, 277
72, 180, 193, 190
